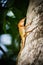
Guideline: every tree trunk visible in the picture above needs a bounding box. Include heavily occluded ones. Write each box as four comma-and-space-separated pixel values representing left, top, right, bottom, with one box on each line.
17, 0, 43, 65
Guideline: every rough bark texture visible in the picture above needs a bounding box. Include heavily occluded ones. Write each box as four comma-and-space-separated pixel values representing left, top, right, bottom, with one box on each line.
17, 0, 43, 65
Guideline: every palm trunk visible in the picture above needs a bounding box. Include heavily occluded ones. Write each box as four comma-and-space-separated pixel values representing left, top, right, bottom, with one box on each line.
17, 0, 43, 65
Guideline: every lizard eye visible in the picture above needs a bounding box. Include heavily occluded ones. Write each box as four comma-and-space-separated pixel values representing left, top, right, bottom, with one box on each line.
24, 18, 26, 26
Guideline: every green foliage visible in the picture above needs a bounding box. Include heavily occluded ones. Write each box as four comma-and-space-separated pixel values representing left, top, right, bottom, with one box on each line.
0, 0, 29, 65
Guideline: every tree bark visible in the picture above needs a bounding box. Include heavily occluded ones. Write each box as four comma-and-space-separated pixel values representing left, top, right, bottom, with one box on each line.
17, 0, 43, 65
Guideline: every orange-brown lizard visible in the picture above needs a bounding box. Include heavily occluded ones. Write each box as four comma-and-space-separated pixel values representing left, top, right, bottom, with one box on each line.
18, 17, 32, 50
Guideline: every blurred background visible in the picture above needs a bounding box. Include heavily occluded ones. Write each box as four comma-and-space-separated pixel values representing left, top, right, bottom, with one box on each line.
0, 0, 29, 65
